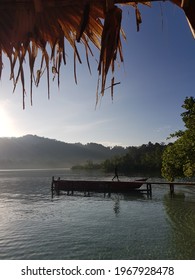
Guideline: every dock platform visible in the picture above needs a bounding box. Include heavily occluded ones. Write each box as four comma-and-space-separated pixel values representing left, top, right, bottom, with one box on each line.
51, 177, 150, 197
51, 177, 195, 198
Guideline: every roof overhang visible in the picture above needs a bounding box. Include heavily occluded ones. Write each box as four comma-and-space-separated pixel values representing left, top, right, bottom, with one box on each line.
0, 1, 194, 107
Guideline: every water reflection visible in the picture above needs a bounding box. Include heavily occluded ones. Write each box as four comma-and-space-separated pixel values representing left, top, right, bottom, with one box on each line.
163, 192, 195, 259
111, 192, 148, 216
112, 195, 120, 216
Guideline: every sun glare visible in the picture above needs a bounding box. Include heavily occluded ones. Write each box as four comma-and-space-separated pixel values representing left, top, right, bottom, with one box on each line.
0, 106, 15, 137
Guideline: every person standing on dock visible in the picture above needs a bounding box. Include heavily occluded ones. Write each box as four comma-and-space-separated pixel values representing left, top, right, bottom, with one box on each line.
112, 165, 119, 181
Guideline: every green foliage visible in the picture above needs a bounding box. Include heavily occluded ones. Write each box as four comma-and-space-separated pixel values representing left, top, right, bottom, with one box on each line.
162, 97, 195, 181
181, 96, 195, 132
102, 142, 166, 174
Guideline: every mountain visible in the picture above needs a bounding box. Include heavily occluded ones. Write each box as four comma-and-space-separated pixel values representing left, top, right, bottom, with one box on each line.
0, 135, 126, 169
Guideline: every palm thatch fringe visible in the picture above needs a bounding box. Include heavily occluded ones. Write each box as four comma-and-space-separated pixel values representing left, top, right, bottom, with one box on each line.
0, 0, 194, 107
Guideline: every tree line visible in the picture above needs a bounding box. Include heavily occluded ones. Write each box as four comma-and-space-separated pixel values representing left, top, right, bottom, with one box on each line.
73, 142, 167, 175
162, 96, 195, 181
73, 97, 195, 181
101, 142, 166, 175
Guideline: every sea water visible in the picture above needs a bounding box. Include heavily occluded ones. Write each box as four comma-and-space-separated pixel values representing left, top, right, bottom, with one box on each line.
0, 169, 194, 260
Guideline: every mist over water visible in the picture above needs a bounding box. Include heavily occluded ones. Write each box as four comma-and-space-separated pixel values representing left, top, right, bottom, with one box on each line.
0, 169, 194, 259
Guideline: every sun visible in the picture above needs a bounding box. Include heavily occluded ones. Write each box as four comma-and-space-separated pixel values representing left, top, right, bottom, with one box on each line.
0, 106, 15, 137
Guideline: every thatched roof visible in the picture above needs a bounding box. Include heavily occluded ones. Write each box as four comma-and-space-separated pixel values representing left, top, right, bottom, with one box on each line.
0, 0, 194, 108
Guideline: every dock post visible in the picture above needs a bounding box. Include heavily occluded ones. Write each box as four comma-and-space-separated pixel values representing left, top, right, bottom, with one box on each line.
51, 176, 55, 197
146, 183, 152, 197
170, 183, 174, 195
149, 183, 152, 197
55, 178, 60, 195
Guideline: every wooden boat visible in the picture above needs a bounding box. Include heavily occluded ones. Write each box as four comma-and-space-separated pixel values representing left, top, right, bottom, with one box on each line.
51, 177, 148, 195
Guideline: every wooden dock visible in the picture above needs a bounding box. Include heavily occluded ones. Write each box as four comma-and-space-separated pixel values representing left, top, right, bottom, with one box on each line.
145, 181, 195, 195
51, 177, 195, 198
51, 177, 151, 197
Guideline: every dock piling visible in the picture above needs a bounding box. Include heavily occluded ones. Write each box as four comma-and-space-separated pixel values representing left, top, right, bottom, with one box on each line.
170, 183, 174, 195
51, 176, 55, 197
146, 183, 152, 197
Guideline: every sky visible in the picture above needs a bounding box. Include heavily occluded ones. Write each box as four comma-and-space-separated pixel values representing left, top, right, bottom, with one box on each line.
0, 2, 195, 147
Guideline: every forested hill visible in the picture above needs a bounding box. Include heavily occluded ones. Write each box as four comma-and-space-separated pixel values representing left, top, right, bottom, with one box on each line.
0, 135, 126, 169
102, 142, 167, 175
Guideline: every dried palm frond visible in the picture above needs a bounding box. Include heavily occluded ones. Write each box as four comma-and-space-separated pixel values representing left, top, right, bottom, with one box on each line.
0, 0, 193, 108
98, 5, 122, 96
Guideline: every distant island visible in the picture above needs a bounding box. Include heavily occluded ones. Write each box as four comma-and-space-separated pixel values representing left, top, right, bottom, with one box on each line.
0, 135, 167, 174
0, 134, 126, 169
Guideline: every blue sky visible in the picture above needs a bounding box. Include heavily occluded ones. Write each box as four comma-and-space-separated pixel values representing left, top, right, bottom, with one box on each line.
0, 2, 195, 147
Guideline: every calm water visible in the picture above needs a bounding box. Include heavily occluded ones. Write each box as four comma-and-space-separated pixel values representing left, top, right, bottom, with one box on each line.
0, 169, 194, 260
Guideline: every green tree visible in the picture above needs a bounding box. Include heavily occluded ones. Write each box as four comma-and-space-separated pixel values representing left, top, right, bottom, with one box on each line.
162, 97, 195, 181
102, 142, 165, 174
